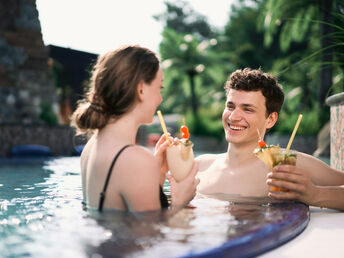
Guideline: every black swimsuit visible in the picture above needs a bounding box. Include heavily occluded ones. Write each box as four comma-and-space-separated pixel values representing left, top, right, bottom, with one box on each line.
98, 145, 169, 212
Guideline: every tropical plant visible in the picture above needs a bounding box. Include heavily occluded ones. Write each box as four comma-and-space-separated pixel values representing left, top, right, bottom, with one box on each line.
258, 0, 344, 125
155, 1, 229, 136
159, 28, 221, 117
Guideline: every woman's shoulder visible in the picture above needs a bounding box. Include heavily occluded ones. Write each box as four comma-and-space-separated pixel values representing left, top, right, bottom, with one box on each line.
113, 145, 160, 192
80, 135, 97, 170
116, 145, 157, 173
123, 145, 155, 160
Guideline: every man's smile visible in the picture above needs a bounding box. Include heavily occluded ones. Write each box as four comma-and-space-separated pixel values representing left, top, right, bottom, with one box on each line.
229, 125, 246, 131
226, 121, 248, 131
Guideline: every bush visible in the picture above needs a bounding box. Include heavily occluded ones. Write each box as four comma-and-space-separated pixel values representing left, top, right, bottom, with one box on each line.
40, 102, 58, 125
185, 107, 224, 140
275, 107, 321, 135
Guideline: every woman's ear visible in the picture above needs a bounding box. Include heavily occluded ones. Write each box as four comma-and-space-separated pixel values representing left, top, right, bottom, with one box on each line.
137, 81, 145, 101
266, 112, 278, 129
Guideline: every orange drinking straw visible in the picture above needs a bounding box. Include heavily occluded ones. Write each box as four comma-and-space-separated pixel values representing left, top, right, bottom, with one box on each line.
157, 110, 172, 146
286, 114, 303, 152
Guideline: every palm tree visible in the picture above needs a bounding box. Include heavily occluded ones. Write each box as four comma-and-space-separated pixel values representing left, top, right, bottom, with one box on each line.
159, 28, 218, 118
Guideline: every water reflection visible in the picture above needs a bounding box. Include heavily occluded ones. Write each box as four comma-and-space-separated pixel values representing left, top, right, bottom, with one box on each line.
86, 196, 309, 258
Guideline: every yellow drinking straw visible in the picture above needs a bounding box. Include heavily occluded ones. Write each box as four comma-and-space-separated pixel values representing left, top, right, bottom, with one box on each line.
257, 128, 262, 140
157, 110, 172, 146
285, 114, 303, 152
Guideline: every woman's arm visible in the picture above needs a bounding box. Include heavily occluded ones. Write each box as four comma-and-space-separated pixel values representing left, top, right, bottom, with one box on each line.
154, 134, 200, 208
167, 161, 200, 208
154, 134, 172, 187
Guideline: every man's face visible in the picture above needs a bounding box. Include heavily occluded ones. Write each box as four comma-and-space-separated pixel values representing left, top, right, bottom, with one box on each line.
222, 89, 276, 146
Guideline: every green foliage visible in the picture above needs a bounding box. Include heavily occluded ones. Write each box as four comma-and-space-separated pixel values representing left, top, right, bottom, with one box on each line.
276, 107, 321, 135
219, 1, 296, 72
160, 28, 208, 74
259, 0, 344, 127
159, 26, 227, 122
39, 102, 58, 125
258, 0, 317, 52
184, 105, 225, 140
156, 0, 344, 138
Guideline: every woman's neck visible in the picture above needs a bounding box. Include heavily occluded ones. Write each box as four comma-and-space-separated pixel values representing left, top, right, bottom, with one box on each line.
98, 114, 140, 145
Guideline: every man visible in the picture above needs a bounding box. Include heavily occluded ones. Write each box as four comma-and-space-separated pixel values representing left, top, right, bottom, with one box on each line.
196, 68, 344, 210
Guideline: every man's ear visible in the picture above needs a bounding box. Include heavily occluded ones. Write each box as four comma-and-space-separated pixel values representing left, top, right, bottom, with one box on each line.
137, 81, 145, 101
266, 112, 278, 129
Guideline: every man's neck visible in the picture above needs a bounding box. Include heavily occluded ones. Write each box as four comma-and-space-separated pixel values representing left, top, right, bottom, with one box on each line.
226, 142, 258, 167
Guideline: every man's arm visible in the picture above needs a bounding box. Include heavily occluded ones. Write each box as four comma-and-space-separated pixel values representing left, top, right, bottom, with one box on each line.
297, 152, 344, 186
267, 152, 344, 211
267, 169, 344, 210
312, 186, 344, 210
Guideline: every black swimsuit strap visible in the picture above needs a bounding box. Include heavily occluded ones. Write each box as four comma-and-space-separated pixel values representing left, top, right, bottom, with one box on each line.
159, 185, 169, 209
98, 144, 133, 212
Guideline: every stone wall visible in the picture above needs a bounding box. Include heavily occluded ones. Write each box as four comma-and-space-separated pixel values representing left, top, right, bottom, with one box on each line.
326, 92, 344, 172
0, 0, 57, 124
0, 124, 87, 157
0, 0, 62, 157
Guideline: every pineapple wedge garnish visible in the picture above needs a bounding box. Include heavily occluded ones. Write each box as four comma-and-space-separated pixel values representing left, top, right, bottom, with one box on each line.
254, 145, 280, 169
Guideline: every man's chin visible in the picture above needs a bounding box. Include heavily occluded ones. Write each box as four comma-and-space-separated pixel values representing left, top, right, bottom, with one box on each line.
225, 133, 245, 144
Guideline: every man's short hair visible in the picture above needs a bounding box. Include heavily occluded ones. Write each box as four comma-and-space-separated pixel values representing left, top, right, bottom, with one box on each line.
224, 68, 284, 116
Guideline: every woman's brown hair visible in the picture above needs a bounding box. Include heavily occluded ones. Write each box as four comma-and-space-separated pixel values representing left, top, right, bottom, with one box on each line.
71, 45, 159, 134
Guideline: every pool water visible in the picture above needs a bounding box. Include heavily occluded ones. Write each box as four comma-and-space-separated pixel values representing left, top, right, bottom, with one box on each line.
0, 157, 107, 258
0, 157, 309, 258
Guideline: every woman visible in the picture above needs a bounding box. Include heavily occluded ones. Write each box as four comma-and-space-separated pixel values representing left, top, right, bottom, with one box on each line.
71, 45, 199, 212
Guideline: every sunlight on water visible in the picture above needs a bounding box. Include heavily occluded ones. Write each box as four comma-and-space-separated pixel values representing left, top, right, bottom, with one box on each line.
0, 157, 109, 258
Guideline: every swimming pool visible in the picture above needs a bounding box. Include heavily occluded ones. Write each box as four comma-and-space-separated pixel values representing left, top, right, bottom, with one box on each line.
0, 157, 309, 258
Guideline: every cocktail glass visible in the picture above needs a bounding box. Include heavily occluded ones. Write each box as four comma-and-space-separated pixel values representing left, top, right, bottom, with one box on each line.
269, 149, 297, 192
166, 140, 194, 182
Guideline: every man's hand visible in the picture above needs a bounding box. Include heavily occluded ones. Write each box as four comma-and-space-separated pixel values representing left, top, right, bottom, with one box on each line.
267, 165, 320, 206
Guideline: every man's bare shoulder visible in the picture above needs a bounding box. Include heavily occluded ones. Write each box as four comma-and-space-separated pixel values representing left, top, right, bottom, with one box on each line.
196, 153, 227, 172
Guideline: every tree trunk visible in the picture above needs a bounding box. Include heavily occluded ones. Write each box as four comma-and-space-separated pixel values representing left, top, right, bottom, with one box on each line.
188, 71, 198, 118
319, 0, 333, 124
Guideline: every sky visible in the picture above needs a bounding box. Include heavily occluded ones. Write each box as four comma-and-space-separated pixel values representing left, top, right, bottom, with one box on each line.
36, 0, 234, 55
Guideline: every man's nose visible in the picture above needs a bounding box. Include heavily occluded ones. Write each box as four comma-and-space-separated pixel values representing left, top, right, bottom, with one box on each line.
229, 108, 242, 121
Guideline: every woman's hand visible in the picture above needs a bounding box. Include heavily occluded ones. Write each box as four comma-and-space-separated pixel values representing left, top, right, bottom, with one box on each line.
167, 161, 200, 207
154, 134, 172, 184
267, 164, 320, 206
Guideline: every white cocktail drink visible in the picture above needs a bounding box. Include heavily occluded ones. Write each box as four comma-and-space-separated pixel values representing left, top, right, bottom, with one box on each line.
166, 139, 194, 182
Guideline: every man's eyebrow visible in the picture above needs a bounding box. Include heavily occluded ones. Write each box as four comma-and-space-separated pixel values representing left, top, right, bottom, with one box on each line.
241, 103, 258, 109
226, 101, 258, 109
